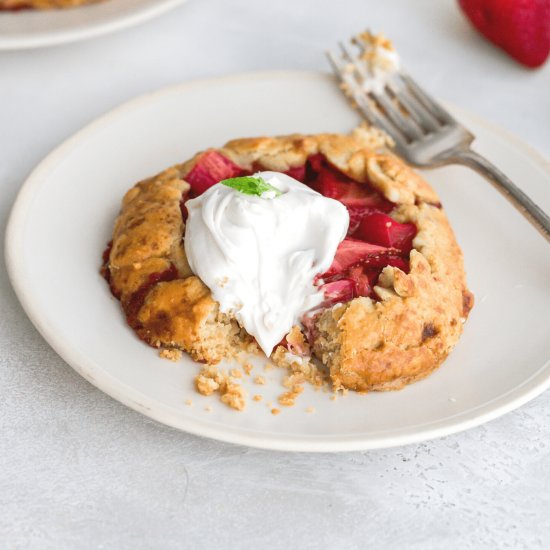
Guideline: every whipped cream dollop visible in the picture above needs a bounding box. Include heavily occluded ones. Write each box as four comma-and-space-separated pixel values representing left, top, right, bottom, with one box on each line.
184, 171, 349, 356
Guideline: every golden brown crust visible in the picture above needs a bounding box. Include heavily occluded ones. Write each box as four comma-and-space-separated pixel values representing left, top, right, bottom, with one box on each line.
0, 0, 102, 8
108, 166, 191, 303
103, 127, 473, 390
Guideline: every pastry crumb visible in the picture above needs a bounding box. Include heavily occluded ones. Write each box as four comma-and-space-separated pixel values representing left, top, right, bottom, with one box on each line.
305, 406, 315, 413
230, 368, 242, 378
221, 383, 246, 411
204, 406, 212, 412
253, 394, 263, 402
283, 373, 305, 388
184, 399, 193, 406
254, 375, 266, 385
243, 362, 254, 375
278, 385, 304, 407
159, 348, 182, 362
271, 340, 326, 388
195, 365, 247, 411
271, 408, 281, 415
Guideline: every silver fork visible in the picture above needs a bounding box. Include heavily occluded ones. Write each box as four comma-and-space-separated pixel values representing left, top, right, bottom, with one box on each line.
327, 35, 550, 243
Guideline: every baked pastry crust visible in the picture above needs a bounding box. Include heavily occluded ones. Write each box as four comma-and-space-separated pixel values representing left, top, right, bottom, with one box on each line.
0, 0, 101, 9
103, 127, 473, 391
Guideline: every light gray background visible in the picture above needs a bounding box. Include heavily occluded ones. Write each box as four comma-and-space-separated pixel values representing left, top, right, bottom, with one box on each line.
1, 1, 549, 548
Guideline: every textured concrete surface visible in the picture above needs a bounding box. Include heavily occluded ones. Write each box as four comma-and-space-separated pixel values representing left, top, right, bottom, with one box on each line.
1, 0, 549, 548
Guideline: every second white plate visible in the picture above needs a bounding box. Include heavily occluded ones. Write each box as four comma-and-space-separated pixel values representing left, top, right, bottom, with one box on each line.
6, 71, 550, 451
0, 0, 187, 50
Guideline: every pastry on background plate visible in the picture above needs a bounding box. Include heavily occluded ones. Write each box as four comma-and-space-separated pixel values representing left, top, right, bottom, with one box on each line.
0, 0, 102, 9
101, 126, 473, 397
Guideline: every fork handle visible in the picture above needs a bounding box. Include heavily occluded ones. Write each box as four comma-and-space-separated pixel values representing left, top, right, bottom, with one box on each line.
453, 149, 550, 243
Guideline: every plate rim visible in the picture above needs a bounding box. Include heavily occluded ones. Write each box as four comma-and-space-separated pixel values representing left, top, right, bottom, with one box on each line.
5, 70, 550, 452
0, 0, 187, 50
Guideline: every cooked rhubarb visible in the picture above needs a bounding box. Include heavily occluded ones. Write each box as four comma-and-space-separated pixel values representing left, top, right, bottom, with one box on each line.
186, 151, 244, 197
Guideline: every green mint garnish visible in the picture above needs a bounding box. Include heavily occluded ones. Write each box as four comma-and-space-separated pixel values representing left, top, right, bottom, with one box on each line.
220, 175, 282, 198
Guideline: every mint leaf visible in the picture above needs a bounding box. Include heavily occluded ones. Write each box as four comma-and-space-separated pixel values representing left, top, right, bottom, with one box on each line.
220, 175, 282, 198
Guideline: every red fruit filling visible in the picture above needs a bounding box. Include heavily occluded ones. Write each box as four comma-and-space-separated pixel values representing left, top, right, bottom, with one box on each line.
319, 279, 356, 306
355, 212, 416, 253
178, 150, 417, 307
304, 154, 394, 234
294, 155, 417, 304
186, 151, 244, 197
284, 164, 306, 182
318, 239, 409, 304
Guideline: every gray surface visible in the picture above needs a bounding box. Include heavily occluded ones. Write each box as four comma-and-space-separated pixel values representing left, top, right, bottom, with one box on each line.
1, 0, 549, 548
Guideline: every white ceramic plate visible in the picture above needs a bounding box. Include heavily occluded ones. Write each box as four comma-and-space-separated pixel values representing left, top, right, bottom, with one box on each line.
0, 0, 186, 50
6, 71, 550, 452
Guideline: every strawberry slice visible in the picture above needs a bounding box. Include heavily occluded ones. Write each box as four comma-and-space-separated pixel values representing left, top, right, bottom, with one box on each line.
307, 153, 325, 174
320, 278, 357, 305
341, 195, 394, 234
355, 212, 416, 253
185, 151, 243, 196
458, 0, 550, 68
323, 238, 394, 279
284, 165, 306, 182
319, 239, 410, 302
316, 168, 354, 199
303, 154, 394, 233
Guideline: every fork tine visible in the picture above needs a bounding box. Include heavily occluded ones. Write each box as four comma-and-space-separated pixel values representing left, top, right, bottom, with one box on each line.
326, 49, 359, 101
349, 33, 441, 135
354, 94, 408, 148
338, 40, 369, 80
385, 76, 440, 134
326, 49, 348, 79
369, 90, 424, 142
327, 49, 407, 149
337, 41, 423, 143
398, 73, 456, 126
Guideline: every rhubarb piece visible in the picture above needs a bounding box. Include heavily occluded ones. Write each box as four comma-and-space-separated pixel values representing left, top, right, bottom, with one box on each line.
185, 151, 243, 196
319, 239, 410, 301
320, 278, 356, 305
284, 165, 306, 182
304, 154, 393, 233
355, 212, 416, 253
323, 238, 394, 278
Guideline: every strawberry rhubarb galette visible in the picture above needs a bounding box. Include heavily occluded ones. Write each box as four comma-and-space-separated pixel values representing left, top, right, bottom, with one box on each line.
0, 0, 102, 9
102, 127, 473, 403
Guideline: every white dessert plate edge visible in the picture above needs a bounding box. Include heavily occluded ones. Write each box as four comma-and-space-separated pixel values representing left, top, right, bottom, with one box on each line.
5, 71, 550, 452
0, 0, 187, 50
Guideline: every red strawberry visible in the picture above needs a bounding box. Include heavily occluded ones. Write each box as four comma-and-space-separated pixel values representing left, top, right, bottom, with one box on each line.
355, 212, 416, 253
320, 279, 357, 305
322, 238, 394, 278
458, 0, 550, 68
185, 151, 243, 196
